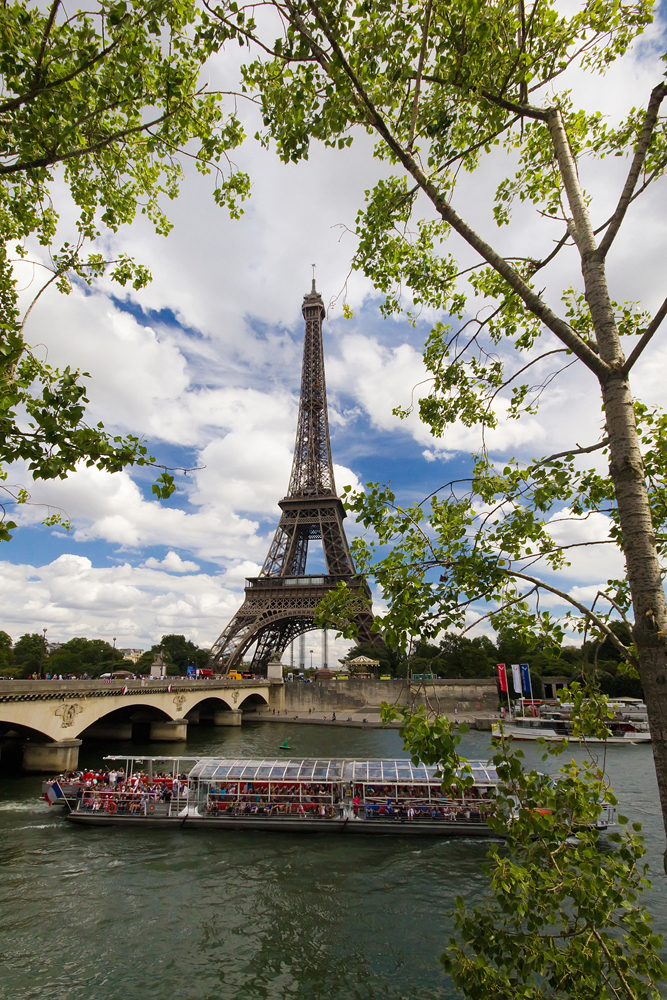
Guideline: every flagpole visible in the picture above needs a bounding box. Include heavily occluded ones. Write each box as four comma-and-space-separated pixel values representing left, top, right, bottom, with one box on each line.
520, 663, 534, 713
497, 663, 512, 719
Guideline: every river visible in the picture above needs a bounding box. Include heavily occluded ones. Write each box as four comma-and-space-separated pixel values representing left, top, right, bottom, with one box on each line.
0, 724, 665, 1000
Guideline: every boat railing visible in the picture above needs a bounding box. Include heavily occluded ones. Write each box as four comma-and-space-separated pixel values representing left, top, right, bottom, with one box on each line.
73, 789, 190, 817
202, 792, 338, 818
358, 799, 495, 822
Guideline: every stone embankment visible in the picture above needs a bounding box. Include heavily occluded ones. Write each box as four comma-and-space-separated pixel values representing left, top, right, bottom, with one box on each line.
251, 677, 499, 729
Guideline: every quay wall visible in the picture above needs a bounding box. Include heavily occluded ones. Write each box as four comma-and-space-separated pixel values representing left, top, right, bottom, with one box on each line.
282, 678, 498, 715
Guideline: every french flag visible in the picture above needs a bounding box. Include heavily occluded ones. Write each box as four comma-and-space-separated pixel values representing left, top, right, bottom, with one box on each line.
45, 782, 64, 805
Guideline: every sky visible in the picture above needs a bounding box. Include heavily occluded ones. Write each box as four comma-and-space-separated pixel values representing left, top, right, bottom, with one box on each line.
1, 12, 666, 665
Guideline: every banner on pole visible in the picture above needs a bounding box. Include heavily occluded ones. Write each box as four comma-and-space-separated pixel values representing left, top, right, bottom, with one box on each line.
520, 663, 532, 695
511, 664, 522, 695
497, 663, 508, 692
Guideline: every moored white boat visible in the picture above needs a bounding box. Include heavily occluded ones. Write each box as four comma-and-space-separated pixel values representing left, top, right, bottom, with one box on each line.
492, 713, 651, 744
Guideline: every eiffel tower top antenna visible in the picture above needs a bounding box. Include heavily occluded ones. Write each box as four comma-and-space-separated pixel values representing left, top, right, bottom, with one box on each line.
283, 273, 335, 500
311, 262, 316, 291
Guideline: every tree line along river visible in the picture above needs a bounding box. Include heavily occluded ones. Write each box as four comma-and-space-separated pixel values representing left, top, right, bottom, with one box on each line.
0, 724, 665, 1000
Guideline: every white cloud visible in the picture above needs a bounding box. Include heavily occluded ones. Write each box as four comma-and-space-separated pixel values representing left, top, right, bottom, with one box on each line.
142, 552, 201, 573
0, 555, 239, 647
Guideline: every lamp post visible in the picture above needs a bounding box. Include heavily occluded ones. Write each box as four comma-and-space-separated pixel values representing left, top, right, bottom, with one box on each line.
309, 649, 314, 671
39, 627, 47, 679
112, 637, 117, 676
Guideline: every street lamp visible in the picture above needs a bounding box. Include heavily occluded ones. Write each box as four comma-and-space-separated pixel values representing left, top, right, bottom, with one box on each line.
112, 637, 116, 672
39, 627, 47, 679
309, 649, 314, 671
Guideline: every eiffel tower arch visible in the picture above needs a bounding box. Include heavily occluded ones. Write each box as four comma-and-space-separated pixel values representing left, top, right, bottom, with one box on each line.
209, 281, 377, 675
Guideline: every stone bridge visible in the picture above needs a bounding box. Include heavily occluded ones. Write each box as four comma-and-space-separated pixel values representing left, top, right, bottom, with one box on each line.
0, 678, 285, 772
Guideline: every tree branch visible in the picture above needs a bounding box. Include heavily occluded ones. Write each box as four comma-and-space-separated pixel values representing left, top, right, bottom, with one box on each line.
0, 34, 124, 116
300, 2, 610, 381
0, 104, 187, 175
531, 439, 608, 466
546, 107, 597, 257
480, 90, 550, 122
31, 0, 61, 92
597, 82, 667, 260
619, 296, 667, 376
407, 0, 432, 151
511, 570, 637, 666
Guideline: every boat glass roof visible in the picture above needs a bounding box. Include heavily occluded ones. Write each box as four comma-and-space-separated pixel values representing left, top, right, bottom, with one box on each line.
189, 758, 345, 782
350, 760, 498, 784
188, 758, 499, 785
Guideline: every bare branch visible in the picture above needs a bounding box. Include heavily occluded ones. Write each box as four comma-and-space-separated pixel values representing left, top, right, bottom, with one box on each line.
511, 570, 638, 666
597, 81, 667, 260
620, 296, 667, 376
484, 347, 567, 411
531, 438, 608, 466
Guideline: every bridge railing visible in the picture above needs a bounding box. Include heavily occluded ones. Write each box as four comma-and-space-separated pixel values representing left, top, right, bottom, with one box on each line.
0, 677, 273, 696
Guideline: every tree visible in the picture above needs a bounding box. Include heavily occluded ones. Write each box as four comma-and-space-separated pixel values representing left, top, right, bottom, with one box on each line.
209, 0, 667, 835
135, 634, 208, 675
47, 636, 114, 677
12, 631, 47, 676
382, 697, 666, 998
0, 1, 248, 539
159, 634, 209, 674
436, 633, 498, 679
0, 630, 12, 675
341, 638, 401, 675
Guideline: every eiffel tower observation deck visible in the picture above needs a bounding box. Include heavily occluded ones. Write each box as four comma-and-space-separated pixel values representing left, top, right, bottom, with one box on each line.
209, 281, 377, 675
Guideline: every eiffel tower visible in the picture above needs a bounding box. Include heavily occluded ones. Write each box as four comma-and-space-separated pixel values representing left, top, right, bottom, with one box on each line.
209, 280, 376, 674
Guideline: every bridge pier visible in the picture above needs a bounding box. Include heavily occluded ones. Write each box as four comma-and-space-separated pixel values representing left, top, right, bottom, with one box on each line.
22, 739, 82, 773
213, 710, 242, 726
149, 719, 188, 742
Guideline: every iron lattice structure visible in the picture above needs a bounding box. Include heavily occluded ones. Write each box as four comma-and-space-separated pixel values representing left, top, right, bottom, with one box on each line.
209, 282, 376, 674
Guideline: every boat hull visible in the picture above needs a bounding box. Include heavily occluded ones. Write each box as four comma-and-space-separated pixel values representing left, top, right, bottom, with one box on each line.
492, 726, 650, 744
66, 812, 500, 837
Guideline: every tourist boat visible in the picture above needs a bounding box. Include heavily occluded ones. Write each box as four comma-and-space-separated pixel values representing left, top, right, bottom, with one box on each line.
492, 704, 651, 744
51, 754, 615, 835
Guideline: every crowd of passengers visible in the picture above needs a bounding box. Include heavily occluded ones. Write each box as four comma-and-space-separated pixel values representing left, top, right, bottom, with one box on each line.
205, 781, 338, 817
354, 782, 494, 823
49, 768, 190, 811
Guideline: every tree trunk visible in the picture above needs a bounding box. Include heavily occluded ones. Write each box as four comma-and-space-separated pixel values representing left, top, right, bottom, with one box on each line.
601, 370, 667, 840
548, 106, 667, 839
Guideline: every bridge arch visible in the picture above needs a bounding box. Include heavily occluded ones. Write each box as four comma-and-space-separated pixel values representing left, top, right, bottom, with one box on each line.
78, 702, 174, 740
186, 695, 235, 720
238, 692, 269, 713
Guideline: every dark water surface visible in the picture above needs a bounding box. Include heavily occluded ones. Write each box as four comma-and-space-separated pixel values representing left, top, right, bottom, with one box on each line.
0, 725, 665, 1000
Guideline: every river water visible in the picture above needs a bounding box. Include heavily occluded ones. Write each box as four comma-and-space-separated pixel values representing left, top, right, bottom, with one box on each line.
0, 724, 665, 1000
